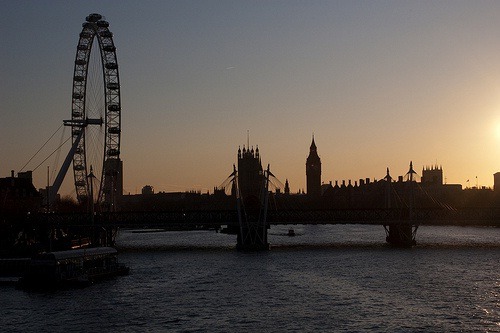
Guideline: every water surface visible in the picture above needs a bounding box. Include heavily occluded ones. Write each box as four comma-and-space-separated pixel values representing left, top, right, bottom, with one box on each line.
2, 225, 499, 332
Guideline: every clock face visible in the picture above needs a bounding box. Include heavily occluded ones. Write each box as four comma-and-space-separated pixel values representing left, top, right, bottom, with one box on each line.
308, 162, 317, 167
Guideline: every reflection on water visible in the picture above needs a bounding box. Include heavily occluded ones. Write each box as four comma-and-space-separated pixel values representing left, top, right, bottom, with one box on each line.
116, 224, 500, 251
2, 225, 499, 332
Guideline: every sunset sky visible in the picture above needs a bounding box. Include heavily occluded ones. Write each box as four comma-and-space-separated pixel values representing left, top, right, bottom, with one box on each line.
2, 1, 500, 197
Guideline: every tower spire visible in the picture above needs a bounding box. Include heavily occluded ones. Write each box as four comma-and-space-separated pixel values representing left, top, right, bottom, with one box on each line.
385, 167, 392, 182
406, 161, 417, 182
306, 135, 321, 198
310, 134, 317, 151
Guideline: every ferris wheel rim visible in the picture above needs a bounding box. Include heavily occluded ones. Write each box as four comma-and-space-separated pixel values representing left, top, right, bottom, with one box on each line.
70, 13, 121, 204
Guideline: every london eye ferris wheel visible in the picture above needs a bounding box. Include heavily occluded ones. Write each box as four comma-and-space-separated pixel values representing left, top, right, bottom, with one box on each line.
64, 13, 122, 208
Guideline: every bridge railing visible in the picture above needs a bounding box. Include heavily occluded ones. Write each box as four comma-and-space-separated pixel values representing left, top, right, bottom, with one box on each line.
267, 208, 500, 226
21, 207, 500, 229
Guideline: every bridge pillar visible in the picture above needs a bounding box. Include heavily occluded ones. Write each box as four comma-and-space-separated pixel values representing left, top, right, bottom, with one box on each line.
235, 194, 270, 251
236, 223, 269, 251
385, 224, 417, 247
384, 163, 418, 247
97, 227, 116, 247
235, 145, 271, 251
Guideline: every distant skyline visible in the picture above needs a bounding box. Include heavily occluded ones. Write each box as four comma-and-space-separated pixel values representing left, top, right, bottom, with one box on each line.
2, 1, 500, 197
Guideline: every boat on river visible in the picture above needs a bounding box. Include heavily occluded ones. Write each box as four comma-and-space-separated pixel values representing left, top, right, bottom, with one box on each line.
18, 247, 129, 289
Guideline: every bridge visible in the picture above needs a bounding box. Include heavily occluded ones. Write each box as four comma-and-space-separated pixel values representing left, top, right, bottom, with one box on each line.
21, 206, 498, 251
39, 207, 500, 229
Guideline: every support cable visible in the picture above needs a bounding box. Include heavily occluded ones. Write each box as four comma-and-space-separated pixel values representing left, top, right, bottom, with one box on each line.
32, 135, 72, 172
19, 124, 64, 172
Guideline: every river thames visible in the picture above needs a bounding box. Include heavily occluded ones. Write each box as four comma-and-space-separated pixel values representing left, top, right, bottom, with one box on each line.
2, 225, 500, 332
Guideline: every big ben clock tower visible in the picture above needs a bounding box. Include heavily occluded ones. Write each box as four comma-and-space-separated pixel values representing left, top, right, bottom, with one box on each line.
306, 136, 321, 198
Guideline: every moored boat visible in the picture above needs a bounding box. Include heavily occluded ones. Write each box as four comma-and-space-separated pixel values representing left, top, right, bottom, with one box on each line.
18, 247, 129, 289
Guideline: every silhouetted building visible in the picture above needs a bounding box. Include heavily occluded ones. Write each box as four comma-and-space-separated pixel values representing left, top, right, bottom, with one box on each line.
422, 165, 443, 185
306, 136, 321, 198
319, 162, 465, 210
0, 170, 41, 214
142, 185, 154, 195
238, 145, 263, 202
103, 158, 123, 210
494, 172, 500, 192
284, 179, 290, 195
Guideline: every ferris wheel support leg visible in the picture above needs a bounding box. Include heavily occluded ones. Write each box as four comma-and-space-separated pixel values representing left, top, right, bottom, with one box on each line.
49, 130, 84, 204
